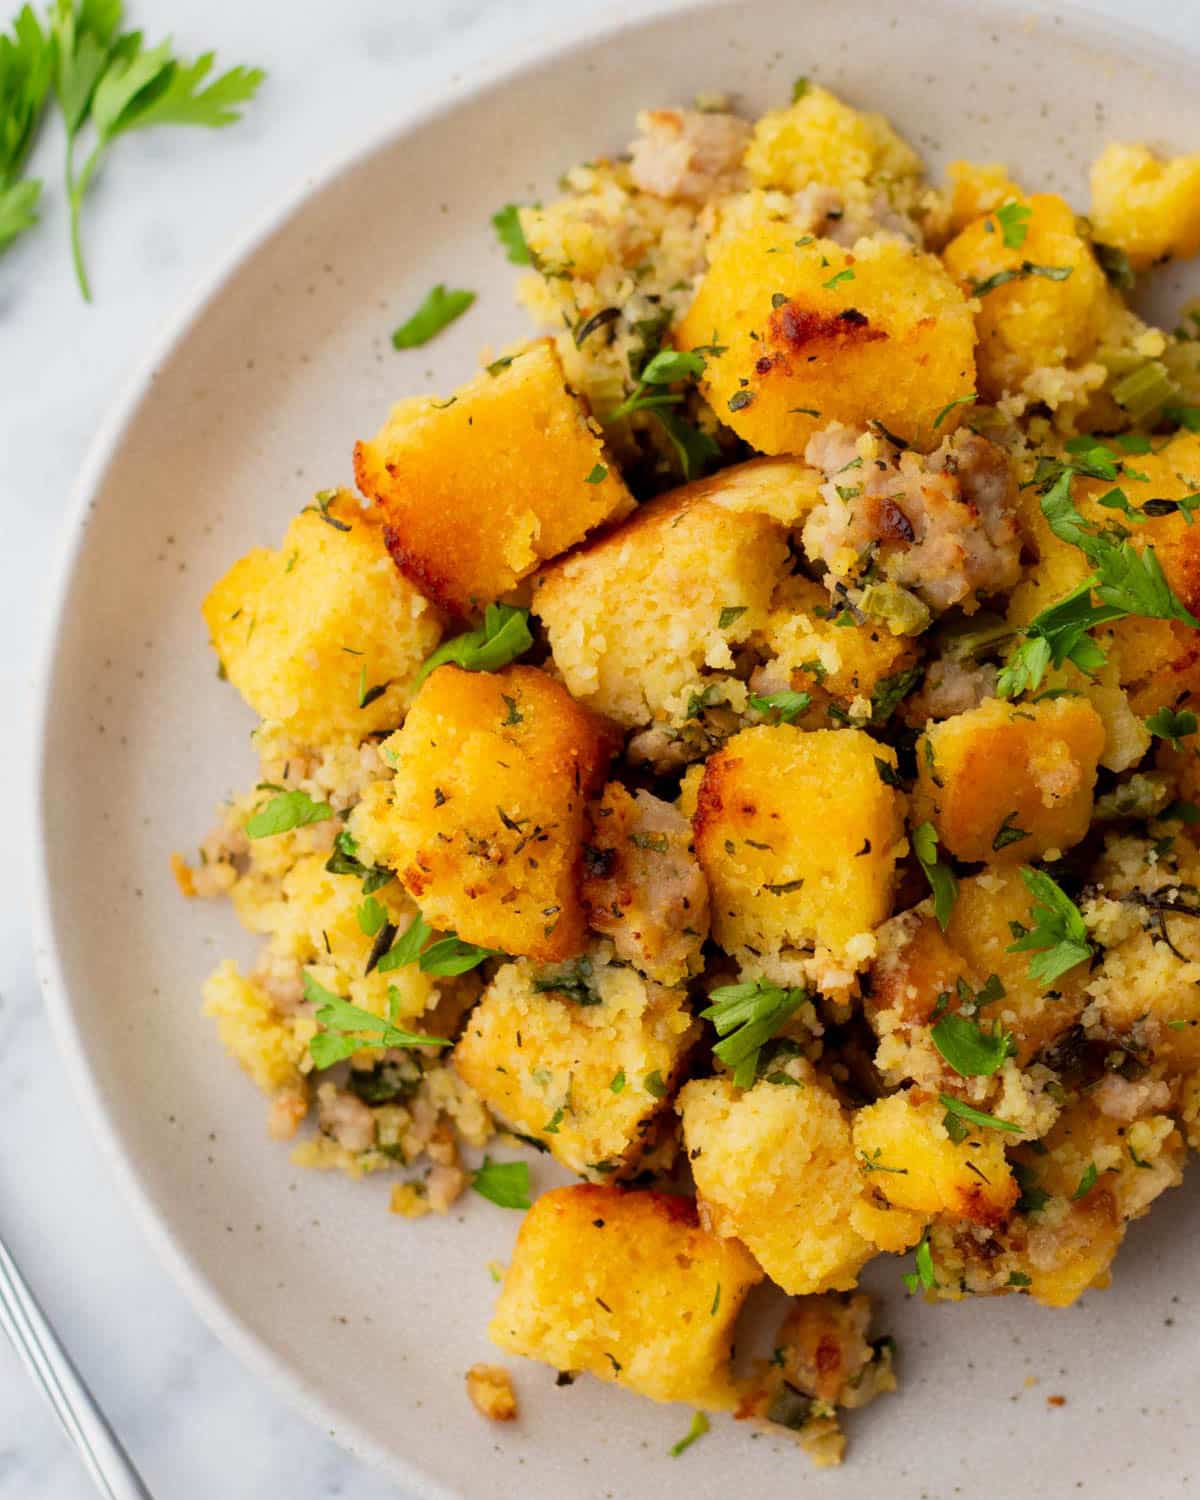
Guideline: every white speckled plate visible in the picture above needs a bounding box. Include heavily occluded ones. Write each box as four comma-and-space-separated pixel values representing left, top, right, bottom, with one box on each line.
31, 1, 1200, 1495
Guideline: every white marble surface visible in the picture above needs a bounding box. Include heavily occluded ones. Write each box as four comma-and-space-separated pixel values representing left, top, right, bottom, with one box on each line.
4, 0, 1200, 1495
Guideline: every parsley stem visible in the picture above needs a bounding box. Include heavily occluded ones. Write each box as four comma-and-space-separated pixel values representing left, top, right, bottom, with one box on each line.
64, 131, 96, 303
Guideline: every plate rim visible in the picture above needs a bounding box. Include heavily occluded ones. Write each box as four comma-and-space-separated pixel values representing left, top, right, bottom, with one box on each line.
27, 0, 1200, 1491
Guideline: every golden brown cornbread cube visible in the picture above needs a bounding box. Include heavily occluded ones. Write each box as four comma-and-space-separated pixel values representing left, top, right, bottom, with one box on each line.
744, 84, 923, 208
913, 697, 1105, 864
353, 340, 633, 617
752, 574, 920, 723
464, 1364, 517, 1422
852, 1092, 1017, 1229
1090, 142, 1200, 270
532, 459, 814, 729
675, 225, 976, 454
489, 1185, 762, 1408
581, 784, 710, 984
203, 492, 442, 744
679, 1065, 880, 1295
452, 944, 698, 1179
867, 869, 1089, 1088
360, 665, 615, 961
693, 725, 906, 963
941, 193, 1116, 401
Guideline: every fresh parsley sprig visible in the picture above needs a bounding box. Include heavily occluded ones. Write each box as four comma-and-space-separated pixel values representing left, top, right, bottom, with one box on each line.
0, 4, 53, 252
245, 788, 333, 838
471, 1157, 531, 1210
930, 1011, 1015, 1077
50, 0, 264, 299
1006, 866, 1094, 986
415, 603, 532, 686
304, 970, 450, 1069
373, 909, 502, 977
701, 979, 810, 1089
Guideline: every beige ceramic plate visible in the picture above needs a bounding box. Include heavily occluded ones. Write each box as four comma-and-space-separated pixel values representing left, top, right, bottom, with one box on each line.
32, 1, 1200, 1495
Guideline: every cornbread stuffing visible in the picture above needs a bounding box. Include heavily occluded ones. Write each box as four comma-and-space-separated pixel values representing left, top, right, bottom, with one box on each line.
185, 77, 1200, 1467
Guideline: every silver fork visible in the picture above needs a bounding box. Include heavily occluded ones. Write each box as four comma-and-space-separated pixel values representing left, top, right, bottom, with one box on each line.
0, 1232, 153, 1498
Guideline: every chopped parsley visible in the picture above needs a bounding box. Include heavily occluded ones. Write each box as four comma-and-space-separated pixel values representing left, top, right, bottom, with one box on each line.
902, 1233, 937, 1293
532, 955, 601, 1004
244, 789, 332, 839
1145, 705, 1198, 750
418, 934, 504, 977
728, 389, 755, 412
992, 811, 1030, 851
969, 261, 1073, 297
932, 393, 977, 428
939, 1092, 1022, 1135
304, 971, 449, 1069
913, 820, 958, 929
1072, 1162, 1098, 1200
325, 830, 394, 895
609, 1069, 626, 1094
994, 200, 1032, 250
643, 1069, 668, 1099
669, 1410, 710, 1458
875, 756, 903, 788
822, 266, 855, 290
391, 283, 476, 348
931, 1012, 1015, 1077
749, 689, 812, 723
491, 202, 531, 264
1006, 867, 1094, 986
1094, 241, 1135, 291
356, 895, 388, 937
416, 602, 532, 685
718, 604, 748, 629
585, 462, 608, 484
471, 1157, 531, 1210
701, 980, 810, 1089
791, 76, 810, 102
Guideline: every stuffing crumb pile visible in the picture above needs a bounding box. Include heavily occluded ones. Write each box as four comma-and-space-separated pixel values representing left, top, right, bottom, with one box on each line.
181, 78, 1200, 1465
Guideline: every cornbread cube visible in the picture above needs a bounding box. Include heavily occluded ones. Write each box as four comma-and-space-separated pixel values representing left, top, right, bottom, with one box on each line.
532, 459, 813, 729
203, 492, 442, 744
852, 1092, 1017, 1228
202, 960, 315, 1094
489, 1185, 762, 1407
675, 226, 976, 454
360, 665, 614, 961
752, 574, 920, 720
929, 160, 1024, 246
679, 1066, 877, 1295
744, 84, 923, 210
942, 193, 1115, 401
867, 869, 1089, 1088
913, 697, 1105, 864
452, 945, 698, 1178
693, 726, 907, 963
580, 784, 710, 984
464, 1364, 517, 1422
353, 340, 633, 617
1090, 143, 1200, 270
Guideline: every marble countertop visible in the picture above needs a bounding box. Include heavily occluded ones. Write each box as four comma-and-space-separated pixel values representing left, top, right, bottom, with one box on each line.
3, 0, 1198, 1495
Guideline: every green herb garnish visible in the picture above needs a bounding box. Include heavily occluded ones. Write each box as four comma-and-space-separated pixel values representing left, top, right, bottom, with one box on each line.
1006, 867, 1094, 985
931, 1013, 1015, 1077
416, 603, 532, 685
669, 1411, 710, 1458
912, 820, 958, 930
994, 200, 1031, 250
491, 202, 531, 264
244, 789, 332, 839
939, 1093, 1021, 1134
304, 971, 450, 1069
471, 1157, 531, 1210
392, 283, 476, 348
969, 261, 1073, 297
1145, 705, 1198, 750
749, 689, 812, 723
701, 980, 810, 1089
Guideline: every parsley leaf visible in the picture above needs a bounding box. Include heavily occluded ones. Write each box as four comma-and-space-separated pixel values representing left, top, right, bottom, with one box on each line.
471, 1157, 531, 1210
994, 200, 1031, 250
1072, 1161, 1098, 1200
970, 261, 1073, 297
992, 811, 1030, 851
491, 202, 531, 264
356, 895, 387, 937
932, 393, 976, 429
903, 1233, 937, 1293
585, 462, 608, 484
749, 689, 812, 723
416, 603, 532, 685
931, 1013, 1015, 1076
912, 821, 958, 929
1006, 867, 1094, 986
669, 1411, 710, 1458
939, 1092, 1021, 1134
701, 980, 810, 1089
376, 913, 432, 973
1145, 705, 1198, 751
392, 284, 476, 348
304, 971, 450, 1069
822, 266, 854, 290
244, 789, 333, 839
0, 4, 53, 252
52, 4, 264, 299
417, 934, 503, 977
